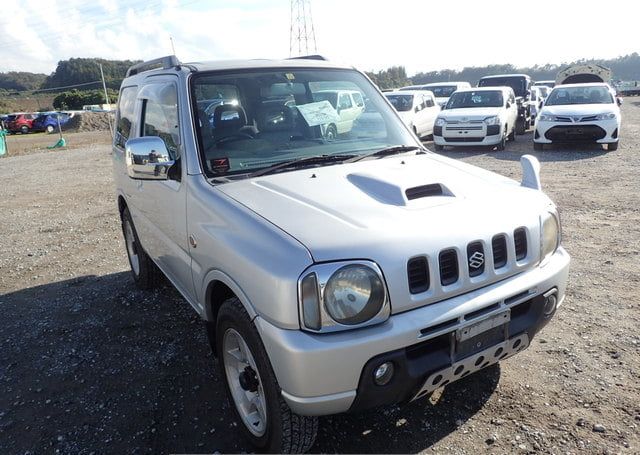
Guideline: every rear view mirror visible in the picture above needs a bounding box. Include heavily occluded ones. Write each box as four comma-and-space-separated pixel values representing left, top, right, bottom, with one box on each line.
125, 137, 174, 180
617, 97, 623, 106
539, 100, 544, 109
506, 101, 511, 109
415, 105, 421, 112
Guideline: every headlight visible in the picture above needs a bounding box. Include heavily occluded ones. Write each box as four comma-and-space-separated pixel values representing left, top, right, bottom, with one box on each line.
541, 209, 561, 264
538, 113, 555, 122
298, 261, 389, 332
483, 116, 501, 125
595, 112, 616, 120
435, 117, 446, 127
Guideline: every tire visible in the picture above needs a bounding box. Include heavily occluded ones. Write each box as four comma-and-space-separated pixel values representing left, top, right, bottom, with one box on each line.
45, 125, 55, 134
516, 119, 525, 135
496, 132, 506, 151
607, 141, 618, 151
324, 124, 337, 141
20, 125, 29, 134
216, 298, 318, 453
121, 207, 163, 290
434, 143, 444, 151
507, 125, 515, 141
533, 142, 543, 151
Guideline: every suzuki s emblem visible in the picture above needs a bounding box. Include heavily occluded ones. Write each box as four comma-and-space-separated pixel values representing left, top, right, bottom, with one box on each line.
469, 251, 484, 269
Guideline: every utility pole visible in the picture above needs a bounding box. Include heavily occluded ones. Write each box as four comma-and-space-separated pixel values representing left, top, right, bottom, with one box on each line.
289, 0, 318, 57
99, 63, 114, 139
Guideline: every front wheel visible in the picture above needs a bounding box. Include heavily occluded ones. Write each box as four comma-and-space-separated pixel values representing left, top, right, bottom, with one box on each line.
45, 125, 55, 133
507, 125, 515, 141
434, 143, 444, 151
324, 124, 337, 141
496, 132, 506, 151
20, 125, 29, 134
217, 298, 318, 453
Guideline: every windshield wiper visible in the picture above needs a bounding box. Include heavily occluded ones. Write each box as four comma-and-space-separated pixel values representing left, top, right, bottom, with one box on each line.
248, 153, 356, 177
345, 145, 424, 163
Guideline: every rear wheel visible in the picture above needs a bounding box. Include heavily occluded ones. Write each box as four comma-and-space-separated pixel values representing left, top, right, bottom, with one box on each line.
45, 125, 55, 133
121, 207, 163, 289
533, 142, 543, 151
607, 141, 618, 151
324, 124, 337, 141
20, 125, 29, 134
216, 298, 318, 453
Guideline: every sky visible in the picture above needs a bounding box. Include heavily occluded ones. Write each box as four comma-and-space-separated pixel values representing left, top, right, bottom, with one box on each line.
0, 0, 637, 76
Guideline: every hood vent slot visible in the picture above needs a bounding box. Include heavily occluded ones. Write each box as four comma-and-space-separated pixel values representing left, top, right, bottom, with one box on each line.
514, 227, 528, 260
405, 184, 444, 200
492, 235, 508, 269
438, 249, 459, 286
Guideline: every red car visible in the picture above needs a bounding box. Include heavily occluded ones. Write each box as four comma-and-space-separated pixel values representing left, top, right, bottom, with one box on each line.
6, 113, 38, 134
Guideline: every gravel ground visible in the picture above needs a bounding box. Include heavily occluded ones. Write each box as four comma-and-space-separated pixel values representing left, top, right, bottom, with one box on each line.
1, 102, 639, 454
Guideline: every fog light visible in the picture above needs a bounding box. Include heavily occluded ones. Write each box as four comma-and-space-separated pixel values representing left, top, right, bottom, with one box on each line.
543, 292, 557, 316
373, 362, 394, 386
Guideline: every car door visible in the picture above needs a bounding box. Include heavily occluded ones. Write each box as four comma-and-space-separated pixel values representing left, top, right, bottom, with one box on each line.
422, 93, 440, 135
126, 78, 195, 301
336, 92, 358, 134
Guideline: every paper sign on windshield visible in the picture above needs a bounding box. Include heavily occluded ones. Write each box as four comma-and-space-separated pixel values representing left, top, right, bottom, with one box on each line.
296, 101, 340, 127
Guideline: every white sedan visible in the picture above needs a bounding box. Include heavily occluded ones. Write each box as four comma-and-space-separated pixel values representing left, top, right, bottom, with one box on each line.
534, 83, 621, 151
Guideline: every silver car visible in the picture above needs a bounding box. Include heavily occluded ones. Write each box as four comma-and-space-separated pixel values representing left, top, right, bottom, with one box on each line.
112, 55, 570, 453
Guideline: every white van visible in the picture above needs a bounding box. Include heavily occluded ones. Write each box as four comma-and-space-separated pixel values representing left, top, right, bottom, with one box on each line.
400, 82, 471, 106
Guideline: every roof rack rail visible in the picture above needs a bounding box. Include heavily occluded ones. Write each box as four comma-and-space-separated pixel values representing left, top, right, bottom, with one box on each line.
126, 55, 181, 77
287, 54, 327, 61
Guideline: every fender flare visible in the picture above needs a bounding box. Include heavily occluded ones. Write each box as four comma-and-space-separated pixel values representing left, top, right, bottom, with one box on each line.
200, 269, 258, 322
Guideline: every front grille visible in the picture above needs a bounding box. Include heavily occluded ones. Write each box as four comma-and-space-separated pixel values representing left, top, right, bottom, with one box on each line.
513, 228, 527, 260
554, 116, 573, 122
444, 137, 484, 142
579, 115, 598, 122
466, 242, 485, 277
492, 235, 508, 269
439, 249, 459, 286
445, 125, 483, 131
406, 184, 443, 200
407, 257, 429, 294
545, 125, 606, 141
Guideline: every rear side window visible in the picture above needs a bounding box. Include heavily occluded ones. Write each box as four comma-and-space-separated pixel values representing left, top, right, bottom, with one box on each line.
426, 95, 435, 107
115, 86, 138, 149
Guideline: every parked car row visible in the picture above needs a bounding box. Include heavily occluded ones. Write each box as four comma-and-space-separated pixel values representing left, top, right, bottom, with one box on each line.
0, 111, 75, 134
384, 65, 621, 152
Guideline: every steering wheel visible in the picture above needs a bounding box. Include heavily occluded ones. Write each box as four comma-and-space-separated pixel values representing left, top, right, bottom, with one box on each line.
216, 133, 254, 145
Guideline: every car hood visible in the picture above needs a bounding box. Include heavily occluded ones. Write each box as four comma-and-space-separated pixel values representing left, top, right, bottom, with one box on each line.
438, 107, 502, 121
217, 153, 551, 313
541, 103, 617, 116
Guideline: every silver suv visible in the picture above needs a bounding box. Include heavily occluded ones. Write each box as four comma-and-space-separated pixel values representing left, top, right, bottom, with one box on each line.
112, 55, 570, 453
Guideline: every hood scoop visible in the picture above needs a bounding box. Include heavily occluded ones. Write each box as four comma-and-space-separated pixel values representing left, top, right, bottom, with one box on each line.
405, 183, 451, 200
347, 172, 454, 206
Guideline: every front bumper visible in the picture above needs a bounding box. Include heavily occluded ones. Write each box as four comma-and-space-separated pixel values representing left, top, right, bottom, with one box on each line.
433, 122, 503, 147
256, 248, 570, 416
534, 118, 619, 144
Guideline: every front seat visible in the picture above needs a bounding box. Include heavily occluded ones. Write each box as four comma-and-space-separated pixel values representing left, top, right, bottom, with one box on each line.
211, 104, 257, 143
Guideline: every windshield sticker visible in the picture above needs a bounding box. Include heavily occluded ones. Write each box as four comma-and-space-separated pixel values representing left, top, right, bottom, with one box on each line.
285, 73, 295, 80
296, 101, 341, 127
210, 157, 230, 174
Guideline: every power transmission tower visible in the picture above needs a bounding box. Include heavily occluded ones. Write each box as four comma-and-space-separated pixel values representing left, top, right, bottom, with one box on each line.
289, 0, 317, 57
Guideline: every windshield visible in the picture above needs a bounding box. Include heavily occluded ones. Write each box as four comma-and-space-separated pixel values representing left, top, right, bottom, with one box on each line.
192, 68, 417, 178
545, 86, 614, 105
426, 85, 457, 98
445, 90, 504, 109
479, 77, 527, 97
385, 94, 414, 112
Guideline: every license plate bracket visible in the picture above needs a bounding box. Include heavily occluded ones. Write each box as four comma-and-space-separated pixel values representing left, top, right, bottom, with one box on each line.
455, 310, 510, 360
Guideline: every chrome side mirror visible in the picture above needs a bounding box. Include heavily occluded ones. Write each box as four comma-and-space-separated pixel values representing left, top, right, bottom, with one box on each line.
125, 137, 174, 180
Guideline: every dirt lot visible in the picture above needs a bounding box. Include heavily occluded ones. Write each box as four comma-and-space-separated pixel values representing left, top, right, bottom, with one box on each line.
1, 102, 639, 454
